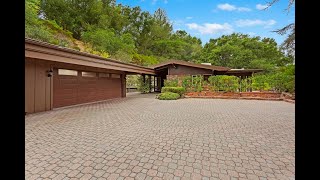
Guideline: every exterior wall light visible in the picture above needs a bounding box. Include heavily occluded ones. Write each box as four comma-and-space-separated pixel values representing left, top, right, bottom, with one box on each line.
47, 69, 53, 77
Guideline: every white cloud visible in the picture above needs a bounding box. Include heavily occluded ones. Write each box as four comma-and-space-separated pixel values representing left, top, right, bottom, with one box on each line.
237, 7, 251, 12
235, 19, 276, 27
186, 23, 233, 34
256, 4, 269, 10
217, 3, 236, 11
186, 16, 193, 20
152, 0, 168, 4
217, 3, 251, 12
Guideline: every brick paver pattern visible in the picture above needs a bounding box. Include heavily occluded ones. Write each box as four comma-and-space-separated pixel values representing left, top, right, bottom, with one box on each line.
26, 93, 295, 180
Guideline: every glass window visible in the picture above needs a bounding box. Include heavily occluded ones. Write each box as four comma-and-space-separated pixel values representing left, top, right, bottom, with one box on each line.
58, 69, 78, 76
111, 74, 121, 78
99, 73, 110, 78
82, 71, 96, 77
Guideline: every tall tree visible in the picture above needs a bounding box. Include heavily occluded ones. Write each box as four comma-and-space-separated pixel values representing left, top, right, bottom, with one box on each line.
199, 33, 291, 71
41, 0, 104, 39
150, 30, 202, 61
264, 0, 295, 56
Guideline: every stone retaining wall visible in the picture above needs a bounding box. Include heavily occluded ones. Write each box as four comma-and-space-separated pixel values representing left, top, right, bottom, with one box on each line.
184, 91, 285, 101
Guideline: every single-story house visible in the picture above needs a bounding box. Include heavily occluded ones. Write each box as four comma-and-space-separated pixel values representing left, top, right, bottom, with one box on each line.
25, 38, 262, 114
150, 60, 262, 91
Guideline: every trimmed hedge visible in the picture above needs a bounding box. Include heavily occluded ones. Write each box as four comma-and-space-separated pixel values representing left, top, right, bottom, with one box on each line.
161, 87, 186, 95
158, 92, 180, 100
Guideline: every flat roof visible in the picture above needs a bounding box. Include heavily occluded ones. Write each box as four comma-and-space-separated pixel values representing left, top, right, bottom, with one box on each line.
226, 69, 263, 73
25, 38, 263, 75
150, 59, 231, 71
25, 38, 156, 75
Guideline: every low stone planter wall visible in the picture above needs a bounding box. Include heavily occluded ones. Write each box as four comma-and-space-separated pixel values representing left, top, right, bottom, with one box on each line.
184, 91, 283, 101
280, 92, 295, 103
240, 92, 281, 98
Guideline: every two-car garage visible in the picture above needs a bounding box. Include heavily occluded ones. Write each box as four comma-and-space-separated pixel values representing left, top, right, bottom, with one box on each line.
53, 68, 122, 108
25, 38, 155, 114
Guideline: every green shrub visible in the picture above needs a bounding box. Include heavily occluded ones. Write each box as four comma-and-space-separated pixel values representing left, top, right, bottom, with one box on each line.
164, 79, 179, 87
181, 75, 203, 92
137, 75, 150, 93
208, 75, 239, 92
191, 75, 203, 92
161, 87, 185, 95
251, 75, 271, 91
182, 76, 192, 91
239, 78, 251, 92
158, 92, 180, 100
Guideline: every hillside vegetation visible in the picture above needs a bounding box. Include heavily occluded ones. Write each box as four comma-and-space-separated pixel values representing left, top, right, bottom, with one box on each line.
26, 0, 294, 92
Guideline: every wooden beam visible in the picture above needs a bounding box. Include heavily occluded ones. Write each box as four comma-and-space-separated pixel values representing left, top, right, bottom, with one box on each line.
148, 75, 152, 93
25, 41, 156, 75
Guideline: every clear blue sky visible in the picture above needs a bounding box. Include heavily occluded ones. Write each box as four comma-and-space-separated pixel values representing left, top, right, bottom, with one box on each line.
117, 0, 295, 46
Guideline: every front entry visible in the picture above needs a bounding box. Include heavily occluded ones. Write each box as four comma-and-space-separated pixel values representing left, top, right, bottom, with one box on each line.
154, 77, 162, 92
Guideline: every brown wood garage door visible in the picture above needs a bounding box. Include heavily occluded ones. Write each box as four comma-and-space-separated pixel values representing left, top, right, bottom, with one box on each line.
53, 68, 122, 108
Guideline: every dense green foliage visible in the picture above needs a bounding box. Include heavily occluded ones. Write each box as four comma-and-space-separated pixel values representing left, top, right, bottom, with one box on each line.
126, 75, 139, 88
26, 0, 294, 93
158, 92, 180, 100
28, 0, 293, 70
164, 79, 179, 87
25, 0, 71, 46
198, 33, 293, 72
208, 75, 239, 92
179, 68, 294, 93
161, 87, 185, 96
36, 0, 202, 65
82, 29, 136, 55
251, 64, 295, 93
137, 75, 150, 93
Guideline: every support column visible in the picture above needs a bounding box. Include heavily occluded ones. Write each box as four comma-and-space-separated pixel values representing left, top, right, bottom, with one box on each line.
154, 76, 156, 92
148, 74, 151, 93
121, 74, 126, 97
246, 76, 249, 92
142, 74, 146, 84
250, 77, 252, 92
239, 76, 242, 92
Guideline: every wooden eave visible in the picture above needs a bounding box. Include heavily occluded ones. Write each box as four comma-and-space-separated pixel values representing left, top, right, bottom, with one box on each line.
150, 60, 231, 71
25, 38, 156, 75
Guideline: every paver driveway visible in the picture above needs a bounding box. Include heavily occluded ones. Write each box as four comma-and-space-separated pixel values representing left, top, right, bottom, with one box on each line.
25, 93, 295, 180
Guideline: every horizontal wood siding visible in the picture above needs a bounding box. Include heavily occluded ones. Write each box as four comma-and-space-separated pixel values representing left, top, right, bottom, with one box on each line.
168, 65, 213, 75
53, 67, 122, 108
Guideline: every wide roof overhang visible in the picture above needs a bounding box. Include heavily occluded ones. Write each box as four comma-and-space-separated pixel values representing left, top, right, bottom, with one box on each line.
150, 59, 231, 71
25, 38, 156, 75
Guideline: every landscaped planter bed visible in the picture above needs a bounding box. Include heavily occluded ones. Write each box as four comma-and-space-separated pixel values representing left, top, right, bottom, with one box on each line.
184, 91, 283, 101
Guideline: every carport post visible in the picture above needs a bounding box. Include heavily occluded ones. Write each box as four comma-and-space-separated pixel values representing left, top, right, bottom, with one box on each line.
122, 74, 126, 97
142, 74, 146, 83
148, 74, 152, 93
154, 76, 156, 92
